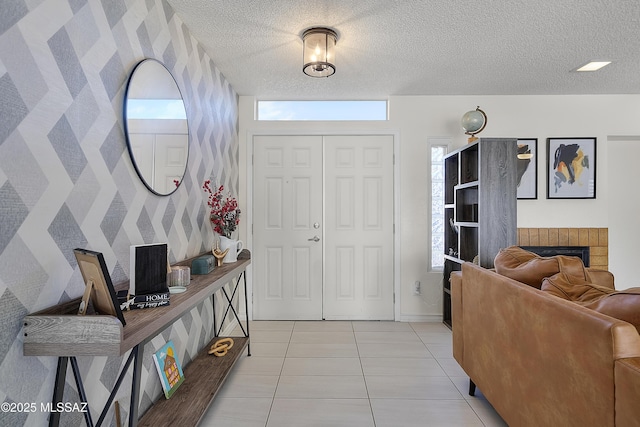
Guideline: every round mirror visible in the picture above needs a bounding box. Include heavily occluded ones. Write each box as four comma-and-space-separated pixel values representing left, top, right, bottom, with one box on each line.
124, 59, 189, 195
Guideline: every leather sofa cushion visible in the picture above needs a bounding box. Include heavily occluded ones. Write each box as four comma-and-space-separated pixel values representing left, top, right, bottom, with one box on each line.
583, 290, 640, 334
542, 272, 640, 333
494, 246, 590, 289
541, 271, 614, 303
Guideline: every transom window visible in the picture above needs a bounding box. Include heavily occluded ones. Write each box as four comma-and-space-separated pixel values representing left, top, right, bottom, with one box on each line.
257, 100, 387, 121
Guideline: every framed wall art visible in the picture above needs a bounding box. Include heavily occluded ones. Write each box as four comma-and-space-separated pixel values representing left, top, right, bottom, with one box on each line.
516, 138, 537, 199
547, 137, 596, 199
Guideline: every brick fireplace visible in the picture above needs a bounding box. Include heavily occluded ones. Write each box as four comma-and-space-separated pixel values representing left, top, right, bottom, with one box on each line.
517, 228, 608, 270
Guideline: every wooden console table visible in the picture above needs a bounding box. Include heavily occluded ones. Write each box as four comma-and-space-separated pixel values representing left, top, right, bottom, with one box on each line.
23, 250, 251, 427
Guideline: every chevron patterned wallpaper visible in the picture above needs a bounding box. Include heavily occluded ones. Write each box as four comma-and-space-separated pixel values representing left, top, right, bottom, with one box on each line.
0, 0, 239, 425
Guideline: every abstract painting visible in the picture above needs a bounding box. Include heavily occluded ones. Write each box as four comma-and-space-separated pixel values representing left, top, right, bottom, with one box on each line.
516, 139, 537, 199
547, 137, 596, 199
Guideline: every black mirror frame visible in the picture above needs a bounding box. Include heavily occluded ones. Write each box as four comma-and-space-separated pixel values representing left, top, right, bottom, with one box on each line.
123, 58, 189, 196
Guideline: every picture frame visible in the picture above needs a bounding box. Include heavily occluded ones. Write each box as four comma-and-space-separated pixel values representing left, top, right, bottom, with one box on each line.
129, 243, 169, 296
516, 138, 537, 199
74, 248, 126, 326
546, 137, 596, 199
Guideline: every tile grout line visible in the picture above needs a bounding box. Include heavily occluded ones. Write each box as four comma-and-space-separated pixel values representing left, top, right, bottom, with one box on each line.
352, 322, 379, 427
413, 323, 487, 426
262, 321, 294, 427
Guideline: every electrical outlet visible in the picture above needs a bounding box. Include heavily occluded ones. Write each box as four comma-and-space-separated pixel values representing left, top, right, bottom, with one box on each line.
414, 281, 421, 295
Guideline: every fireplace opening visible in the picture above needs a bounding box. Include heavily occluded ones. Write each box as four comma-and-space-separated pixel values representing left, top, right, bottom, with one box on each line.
520, 246, 590, 267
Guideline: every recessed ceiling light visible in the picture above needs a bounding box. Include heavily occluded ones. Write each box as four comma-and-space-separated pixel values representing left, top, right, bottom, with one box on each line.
573, 61, 612, 72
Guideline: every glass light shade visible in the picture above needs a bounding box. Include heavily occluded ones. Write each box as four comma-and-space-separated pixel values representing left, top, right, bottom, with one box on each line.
302, 28, 337, 77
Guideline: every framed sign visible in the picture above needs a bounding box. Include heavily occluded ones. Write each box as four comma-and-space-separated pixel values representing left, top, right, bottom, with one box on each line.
547, 137, 596, 199
516, 138, 537, 199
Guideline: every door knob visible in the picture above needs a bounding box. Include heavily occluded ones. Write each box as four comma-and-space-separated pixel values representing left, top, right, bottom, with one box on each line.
308, 236, 320, 242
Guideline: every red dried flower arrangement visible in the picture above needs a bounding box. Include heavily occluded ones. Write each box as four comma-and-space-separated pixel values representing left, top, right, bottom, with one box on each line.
202, 180, 241, 238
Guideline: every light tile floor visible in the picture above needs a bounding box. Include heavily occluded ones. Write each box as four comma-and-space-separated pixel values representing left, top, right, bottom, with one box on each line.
199, 321, 507, 427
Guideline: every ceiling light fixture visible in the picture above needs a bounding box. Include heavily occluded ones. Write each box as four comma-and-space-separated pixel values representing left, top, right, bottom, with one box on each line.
574, 61, 612, 72
302, 27, 337, 78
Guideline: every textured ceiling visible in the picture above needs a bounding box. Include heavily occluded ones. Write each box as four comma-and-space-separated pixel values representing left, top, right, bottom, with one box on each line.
167, 0, 640, 99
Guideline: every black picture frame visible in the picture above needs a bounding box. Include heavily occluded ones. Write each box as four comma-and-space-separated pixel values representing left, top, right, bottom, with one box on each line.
516, 138, 537, 199
129, 243, 169, 295
74, 248, 126, 326
546, 137, 596, 199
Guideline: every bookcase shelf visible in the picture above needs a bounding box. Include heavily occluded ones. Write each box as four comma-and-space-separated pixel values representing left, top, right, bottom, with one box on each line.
442, 139, 517, 329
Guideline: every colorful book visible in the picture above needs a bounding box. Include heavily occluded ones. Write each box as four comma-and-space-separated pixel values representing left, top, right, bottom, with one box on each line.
152, 341, 185, 399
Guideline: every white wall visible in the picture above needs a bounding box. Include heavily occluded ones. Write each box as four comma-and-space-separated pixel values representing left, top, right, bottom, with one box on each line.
607, 137, 640, 289
239, 95, 640, 320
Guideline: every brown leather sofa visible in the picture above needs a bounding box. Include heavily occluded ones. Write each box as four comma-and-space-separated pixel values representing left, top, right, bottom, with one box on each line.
451, 262, 640, 427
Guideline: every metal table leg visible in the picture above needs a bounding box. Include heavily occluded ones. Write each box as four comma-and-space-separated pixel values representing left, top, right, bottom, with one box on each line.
46, 346, 143, 427
48, 357, 68, 427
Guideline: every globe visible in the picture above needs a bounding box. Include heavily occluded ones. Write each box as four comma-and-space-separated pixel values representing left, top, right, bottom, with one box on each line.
461, 107, 487, 135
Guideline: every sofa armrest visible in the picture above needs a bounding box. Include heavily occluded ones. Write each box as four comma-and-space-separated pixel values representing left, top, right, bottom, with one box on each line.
588, 268, 615, 289
615, 358, 640, 427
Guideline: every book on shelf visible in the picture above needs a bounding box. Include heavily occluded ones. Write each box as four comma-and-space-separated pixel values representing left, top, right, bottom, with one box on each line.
153, 340, 185, 399
120, 299, 170, 311
117, 289, 170, 311
117, 290, 170, 303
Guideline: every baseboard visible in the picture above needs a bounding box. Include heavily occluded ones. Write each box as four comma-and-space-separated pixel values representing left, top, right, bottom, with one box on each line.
225, 315, 443, 324
398, 314, 443, 323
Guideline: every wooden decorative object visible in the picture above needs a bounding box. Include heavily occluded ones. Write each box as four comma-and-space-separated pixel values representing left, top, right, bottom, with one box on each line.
212, 240, 229, 266
207, 337, 234, 357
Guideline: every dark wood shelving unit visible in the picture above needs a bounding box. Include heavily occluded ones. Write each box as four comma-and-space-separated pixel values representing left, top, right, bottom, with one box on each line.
442, 139, 517, 328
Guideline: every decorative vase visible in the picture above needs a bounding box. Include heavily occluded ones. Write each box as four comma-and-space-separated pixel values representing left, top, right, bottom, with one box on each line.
219, 236, 243, 263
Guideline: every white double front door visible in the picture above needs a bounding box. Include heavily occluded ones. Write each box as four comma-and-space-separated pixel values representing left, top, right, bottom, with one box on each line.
253, 134, 394, 320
